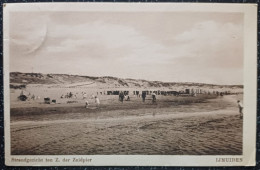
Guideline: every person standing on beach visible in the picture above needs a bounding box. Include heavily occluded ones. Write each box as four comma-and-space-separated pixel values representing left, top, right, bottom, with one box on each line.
95, 96, 100, 107
237, 100, 243, 118
151, 92, 156, 103
119, 91, 124, 103
142, 92, 146, 102
85, 100, 89, 109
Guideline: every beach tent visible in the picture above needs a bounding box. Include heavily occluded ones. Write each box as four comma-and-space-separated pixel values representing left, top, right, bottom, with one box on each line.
18, 95, 27, 101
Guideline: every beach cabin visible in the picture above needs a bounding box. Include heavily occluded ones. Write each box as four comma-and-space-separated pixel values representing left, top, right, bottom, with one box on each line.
44, 97, 51, 104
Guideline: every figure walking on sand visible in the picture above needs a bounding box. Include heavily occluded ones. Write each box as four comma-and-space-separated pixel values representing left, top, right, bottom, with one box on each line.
237, 100, 243, 118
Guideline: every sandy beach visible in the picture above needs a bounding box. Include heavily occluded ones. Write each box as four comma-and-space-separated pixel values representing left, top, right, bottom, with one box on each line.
10, 94, 243, 155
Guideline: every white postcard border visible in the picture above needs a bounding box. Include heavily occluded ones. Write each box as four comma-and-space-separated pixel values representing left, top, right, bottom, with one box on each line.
3, 2, 257, 166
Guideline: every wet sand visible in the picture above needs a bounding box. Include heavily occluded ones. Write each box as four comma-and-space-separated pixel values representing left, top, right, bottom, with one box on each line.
10, 95, 243, 155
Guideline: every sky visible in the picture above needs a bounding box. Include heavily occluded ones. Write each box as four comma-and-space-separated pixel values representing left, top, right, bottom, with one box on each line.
9, 11, 243, 85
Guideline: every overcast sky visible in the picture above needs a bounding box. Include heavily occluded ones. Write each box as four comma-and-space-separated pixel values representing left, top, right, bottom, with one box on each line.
9, 12, 243, 85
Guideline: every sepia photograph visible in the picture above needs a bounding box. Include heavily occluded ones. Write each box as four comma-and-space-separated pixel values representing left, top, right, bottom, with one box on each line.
4, 3, 257, 166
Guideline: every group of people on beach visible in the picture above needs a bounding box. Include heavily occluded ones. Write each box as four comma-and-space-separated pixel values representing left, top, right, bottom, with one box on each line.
84, 95, 100, 109
141, 92, 157, 103
84, 90, 159, 109
84, 92, 243, 120
119, 91, 130, 103
21, 89, 244, 118
118, 91, 157, 104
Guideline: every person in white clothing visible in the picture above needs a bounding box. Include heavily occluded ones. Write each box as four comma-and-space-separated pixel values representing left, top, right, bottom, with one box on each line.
237, 100, 243, 118
95, 96, 100, 107
151, 92, 156, 103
